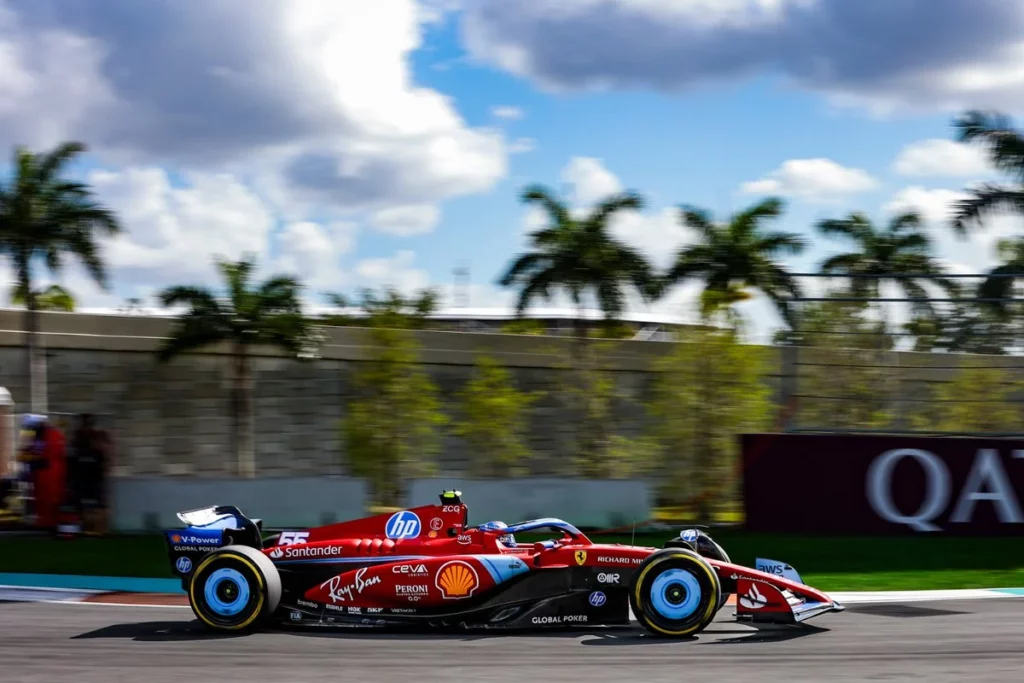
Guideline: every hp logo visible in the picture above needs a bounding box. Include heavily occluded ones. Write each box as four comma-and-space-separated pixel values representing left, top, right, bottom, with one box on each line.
589, 591, 607, 607
175, 556, 192, 574
386, 511, 422, 539
680, 529, 699, 543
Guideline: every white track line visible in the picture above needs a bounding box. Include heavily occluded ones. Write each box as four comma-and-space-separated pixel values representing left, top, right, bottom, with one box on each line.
830, 589, 1023, 604
3, 586, 1024, 612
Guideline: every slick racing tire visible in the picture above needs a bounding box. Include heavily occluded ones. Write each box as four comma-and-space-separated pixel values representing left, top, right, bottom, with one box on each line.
630, 548, 721, 638
188, 545, 281, 632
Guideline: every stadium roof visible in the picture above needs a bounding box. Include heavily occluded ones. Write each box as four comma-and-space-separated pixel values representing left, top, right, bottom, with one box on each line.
46, 305, 695, 327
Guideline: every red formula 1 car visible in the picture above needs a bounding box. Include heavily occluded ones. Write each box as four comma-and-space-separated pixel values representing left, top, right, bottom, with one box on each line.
163, 491, 844, 637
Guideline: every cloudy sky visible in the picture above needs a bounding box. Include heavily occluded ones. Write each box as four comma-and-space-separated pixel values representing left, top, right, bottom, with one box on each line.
2, 0, 1023, 338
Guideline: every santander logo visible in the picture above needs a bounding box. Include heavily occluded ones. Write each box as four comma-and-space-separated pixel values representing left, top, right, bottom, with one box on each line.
739, 583, 767, 610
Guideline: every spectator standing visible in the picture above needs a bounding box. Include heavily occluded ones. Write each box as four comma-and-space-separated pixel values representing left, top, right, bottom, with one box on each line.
18, 415, 66, 532
71, 414, 109, 536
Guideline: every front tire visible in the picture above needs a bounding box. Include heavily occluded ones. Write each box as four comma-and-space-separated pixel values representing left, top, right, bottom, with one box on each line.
630, 548, 721, 638
188, 545, 281, 632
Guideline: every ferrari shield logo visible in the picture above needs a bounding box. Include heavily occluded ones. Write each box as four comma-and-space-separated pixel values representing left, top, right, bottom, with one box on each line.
574, 551, 587, 566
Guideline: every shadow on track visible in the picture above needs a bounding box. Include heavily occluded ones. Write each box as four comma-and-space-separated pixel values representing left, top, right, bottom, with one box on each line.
70, 619, 828, 646
72, 620, 248, 642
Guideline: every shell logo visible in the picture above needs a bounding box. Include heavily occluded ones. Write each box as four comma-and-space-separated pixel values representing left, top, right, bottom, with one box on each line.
171, 534, 182, 543
435, 560, 479, 599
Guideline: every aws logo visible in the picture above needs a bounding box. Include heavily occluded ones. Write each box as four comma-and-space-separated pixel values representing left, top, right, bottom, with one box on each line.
435, 560, 479, 599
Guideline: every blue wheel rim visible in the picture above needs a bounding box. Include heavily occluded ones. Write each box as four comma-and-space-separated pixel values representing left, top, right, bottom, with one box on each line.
203, 568, 251, 617
649, 568, 701, 620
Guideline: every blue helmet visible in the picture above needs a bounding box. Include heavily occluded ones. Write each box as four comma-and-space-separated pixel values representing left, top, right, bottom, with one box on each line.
21, 414, 45, 430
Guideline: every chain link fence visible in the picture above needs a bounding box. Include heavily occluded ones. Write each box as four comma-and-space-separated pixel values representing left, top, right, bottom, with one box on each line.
777, 273, 1024, 437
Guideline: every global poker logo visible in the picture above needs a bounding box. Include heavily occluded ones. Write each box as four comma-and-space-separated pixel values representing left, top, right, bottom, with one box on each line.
385, 511, 421, 539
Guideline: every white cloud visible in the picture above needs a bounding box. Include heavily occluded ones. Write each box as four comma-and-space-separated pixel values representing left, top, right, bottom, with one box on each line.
83, 166, 361, 302
491, 105, 525, 121
271, 221, 357, 294
883, 186, 971, 226
561, 157, 624, 205
883, 185, 1021, 273
461, 0, 1024, 114
508, 137, 538, 154
741, 158, 878, 199
892, 139, 991, 178
370, 204, 441, 236
608, 208, 684, 270
529, 156, 691, 270
87, 167, 274, 288
354, 250, 431, 293
0, 0, 507, 212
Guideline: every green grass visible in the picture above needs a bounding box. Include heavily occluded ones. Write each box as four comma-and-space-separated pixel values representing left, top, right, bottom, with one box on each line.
2, 530, 1024, 592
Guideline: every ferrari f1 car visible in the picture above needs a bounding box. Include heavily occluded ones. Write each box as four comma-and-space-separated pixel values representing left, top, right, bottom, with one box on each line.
163, 491, 844, 638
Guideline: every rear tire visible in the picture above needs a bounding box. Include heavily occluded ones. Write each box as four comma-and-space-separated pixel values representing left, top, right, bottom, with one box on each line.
188, 545, 281, 632
630, 548, 721, 638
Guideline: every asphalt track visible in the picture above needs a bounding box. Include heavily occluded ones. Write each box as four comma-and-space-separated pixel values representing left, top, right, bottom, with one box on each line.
2, 598, 1023, 682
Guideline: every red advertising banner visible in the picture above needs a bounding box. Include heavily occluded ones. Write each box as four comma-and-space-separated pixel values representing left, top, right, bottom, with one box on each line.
742, 433, 1024, 535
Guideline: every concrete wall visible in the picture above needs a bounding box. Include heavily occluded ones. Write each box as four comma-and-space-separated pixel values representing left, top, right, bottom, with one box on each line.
0, 310, 692, 477
1, 310, 1018, 483
110, 476, 653, 532
405, 478, 652, 529
111, 477, 370, 530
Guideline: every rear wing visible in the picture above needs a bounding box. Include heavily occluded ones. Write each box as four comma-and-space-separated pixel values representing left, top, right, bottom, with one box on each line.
163, 505, 265, 588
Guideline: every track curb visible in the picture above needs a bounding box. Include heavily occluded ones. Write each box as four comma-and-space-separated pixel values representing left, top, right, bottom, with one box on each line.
2, 575, 1024, 609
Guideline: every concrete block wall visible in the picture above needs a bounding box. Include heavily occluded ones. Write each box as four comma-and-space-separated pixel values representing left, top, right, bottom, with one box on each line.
406, 478, 652, 529
0, 312, 679, 477
111, 477, 370, 530
110, 477, 652, 532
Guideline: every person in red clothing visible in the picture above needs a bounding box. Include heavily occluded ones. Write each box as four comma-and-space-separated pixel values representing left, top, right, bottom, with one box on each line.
19, 415, 66, 531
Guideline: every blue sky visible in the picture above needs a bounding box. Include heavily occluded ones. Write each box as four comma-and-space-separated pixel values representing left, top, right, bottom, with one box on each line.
0, 0, 1020, 338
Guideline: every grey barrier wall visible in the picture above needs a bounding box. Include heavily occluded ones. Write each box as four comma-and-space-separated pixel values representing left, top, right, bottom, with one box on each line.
405, 478, 653, 529
111, 477, 654, 532
111, 477, 371, 531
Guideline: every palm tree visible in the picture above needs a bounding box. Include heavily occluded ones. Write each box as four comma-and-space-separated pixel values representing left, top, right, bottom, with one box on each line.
978, 237, 1024, 315
322, 287, 438, 330
498, 184, 656, 341
951, 110, 1024, 235
663, 198, 805, 325
0, 141, 121, 412
816, 212, 952, 326
10, 284, 75, 312
157, 256, 320, 477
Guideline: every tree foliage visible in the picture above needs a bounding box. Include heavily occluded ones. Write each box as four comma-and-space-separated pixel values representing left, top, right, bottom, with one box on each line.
453, 355, 543, 477
950, 110, 1024, 235
664, 197, 805, 326
10, 283, 75, 312
323, 286, 439, 330
342, 326, 447, 506
909, 363, 1024, 434
778, 297, 895, 430
157, 258, 318, 361
0, 141, 121, 411
646, 327, 772, 514
157, 256, 319, 476
549, 340, 656, 478
815, 211, 952, 324
498, 184, 656, 334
